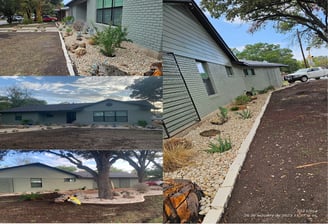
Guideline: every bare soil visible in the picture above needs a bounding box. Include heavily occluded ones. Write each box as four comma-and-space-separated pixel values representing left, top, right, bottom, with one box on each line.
0, 31, 69, 75
221, 80, 328, 223
0, 128, 162, 150
0, 192, 162, 223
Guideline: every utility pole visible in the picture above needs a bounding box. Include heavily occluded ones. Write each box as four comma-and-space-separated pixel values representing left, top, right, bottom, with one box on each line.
297, 29, 308, 68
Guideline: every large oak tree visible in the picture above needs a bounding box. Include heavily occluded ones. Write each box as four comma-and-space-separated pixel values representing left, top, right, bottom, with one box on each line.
200, 0, 328, 46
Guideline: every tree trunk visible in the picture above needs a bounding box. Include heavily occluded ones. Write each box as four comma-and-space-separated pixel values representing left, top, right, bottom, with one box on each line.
95, 152, 113, 199
137, 168, 145, 183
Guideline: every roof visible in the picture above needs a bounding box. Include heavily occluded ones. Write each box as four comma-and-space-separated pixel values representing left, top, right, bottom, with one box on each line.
164, 1, 287, 68
0, 163, 80, 177
65, 0, 86, 7
76, 171, 138, 179
0, 99, 153, 113
240, 60, 288, 68
163, 0, 242, 65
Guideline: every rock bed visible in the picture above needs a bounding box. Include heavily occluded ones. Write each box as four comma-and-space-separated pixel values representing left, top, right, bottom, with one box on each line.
61, 32, 161, 76
163, 92, 271, 216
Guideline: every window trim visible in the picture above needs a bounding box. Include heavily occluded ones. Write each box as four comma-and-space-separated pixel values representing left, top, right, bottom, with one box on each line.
96, 0, 123, 26
243, 68, 256, 76
30, 178, 42, 188
196, 61, 216, 96
225, 66, 234, 77
93, 110, 128, 122
15, 113, 22, 121
64, 178, 76, 182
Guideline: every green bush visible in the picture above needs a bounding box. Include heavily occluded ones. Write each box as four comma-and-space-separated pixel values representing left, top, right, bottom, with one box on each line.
98, 26, 129, 57
236, 109, 252, 119
258, 85, 275, 94
19, 192, 41, 201
219, 106, 228, 120
137, 120, 148, 127
21, 119, 32, 125
63, 16, 74, 24
230, 106, 239, 111
235, 95, 251, 105
207, 136, 232, 153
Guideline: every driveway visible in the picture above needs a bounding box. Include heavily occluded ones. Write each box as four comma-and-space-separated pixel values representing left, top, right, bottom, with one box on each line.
221, 80, 327, 223
0, 28, 69, 75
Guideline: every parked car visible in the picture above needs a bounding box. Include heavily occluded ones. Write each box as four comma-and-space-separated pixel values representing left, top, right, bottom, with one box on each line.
42, 15, 57, 22
284, 67, 328, 83
145, 180, 163, 186
10, 15, 24, 23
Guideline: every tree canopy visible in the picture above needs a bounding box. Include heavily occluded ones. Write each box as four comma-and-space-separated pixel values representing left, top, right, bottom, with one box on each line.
126, 77, 162, 103
200, 0, 328, 47
232, 42, 300, 72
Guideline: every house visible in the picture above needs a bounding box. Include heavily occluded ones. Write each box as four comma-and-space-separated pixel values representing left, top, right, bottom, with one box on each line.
0, 99, 153, 126
0, 163, 139, 193
65, 0, 163, 57
162, 0, 286, 137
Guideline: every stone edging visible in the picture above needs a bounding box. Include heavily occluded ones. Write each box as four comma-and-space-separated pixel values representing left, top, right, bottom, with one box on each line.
202, 91, 273, 223
58, 31, 75, 76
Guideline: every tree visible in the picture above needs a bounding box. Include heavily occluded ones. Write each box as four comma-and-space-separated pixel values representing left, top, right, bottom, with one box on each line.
117, 150, 162, 183
313, 56, 328, 67
126, 77, 163, 104
232, 43, 300, 72
0, 0, 20, 23
6, 86, 47, 108
56, 165, 77, 172
46, 150, 119, 199
201, 0, 328, 47
145, 166, 163, 180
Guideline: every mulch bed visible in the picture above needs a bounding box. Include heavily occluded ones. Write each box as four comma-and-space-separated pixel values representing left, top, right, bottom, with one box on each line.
0, 193, 162, 223
221, 80, 328, 223
0, 32, 69, 75
0, 128, 162, 150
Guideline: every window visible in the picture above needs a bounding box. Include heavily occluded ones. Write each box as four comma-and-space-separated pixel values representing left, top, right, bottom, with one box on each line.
243, 68, 256, 76
225, 66, 234, 77
196, 61, 216, 95
64, 178, 76, 182
30, 178, 42, 188
96, 0, 123, 26
15, 114, 22, 121
93, 111, 128, 122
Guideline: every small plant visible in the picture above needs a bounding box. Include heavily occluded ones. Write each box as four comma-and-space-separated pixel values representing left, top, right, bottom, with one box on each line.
133, 183, 149, 193
218, 106, 228, 120
19, 192, 41, 201
97, 25, 129, 57
230, 106, 239, 111
207, 136, 232, 153
258, 85, 275, 94
137, 120, 147, 127
235, 95, 251, 105
65, 27, 72, 35
62, 16, 74, 25
236, 109, 252, 119
73, 20, 84, 31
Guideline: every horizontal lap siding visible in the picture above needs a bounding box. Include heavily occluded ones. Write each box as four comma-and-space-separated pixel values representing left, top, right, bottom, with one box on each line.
163, 4, 229, 64
163, 53, 199, 138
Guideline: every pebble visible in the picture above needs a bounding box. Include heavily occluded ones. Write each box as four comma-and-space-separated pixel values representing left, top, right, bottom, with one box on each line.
164, 93, 271, 216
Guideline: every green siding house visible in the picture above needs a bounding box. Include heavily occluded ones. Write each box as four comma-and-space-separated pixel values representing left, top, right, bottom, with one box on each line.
0, 163, 138, 193
162, 0, 286, 137
0, 99, 153, 126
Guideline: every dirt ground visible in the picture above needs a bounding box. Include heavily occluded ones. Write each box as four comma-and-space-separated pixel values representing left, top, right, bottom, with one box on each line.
0, 32, 69, 75
221, 80, 327, 223
0, 128, 163, 150
0, 193, 162, 223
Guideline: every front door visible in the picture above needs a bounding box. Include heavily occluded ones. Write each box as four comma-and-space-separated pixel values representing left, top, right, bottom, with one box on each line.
66, 112, 76, 124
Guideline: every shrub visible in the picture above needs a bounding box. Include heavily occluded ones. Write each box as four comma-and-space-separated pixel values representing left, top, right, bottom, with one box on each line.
207, 136, 232, 153
97, 26, 129, 57
137, 120, 147, 127
63, 16, 74, 25
218, 106, 228, 120
230, 106, 239, 111
235, 95, 251, 105
258, 85, 275, 94
164, 138, 195, 172
133, 183, 149, 193
19, 192, 41, 201
236, 109, 252, 119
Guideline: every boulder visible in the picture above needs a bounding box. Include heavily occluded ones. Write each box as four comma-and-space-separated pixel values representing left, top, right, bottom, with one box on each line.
75, 47, 87, 57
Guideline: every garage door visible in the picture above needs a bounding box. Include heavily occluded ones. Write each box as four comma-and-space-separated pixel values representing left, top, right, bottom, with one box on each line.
0, 178, 14, 193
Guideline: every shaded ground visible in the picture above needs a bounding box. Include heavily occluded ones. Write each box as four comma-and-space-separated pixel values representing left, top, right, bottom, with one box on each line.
0, 128, 163, 150
0, 31, 69, 75
0, 193, 162, 223
221, 80, 327, 223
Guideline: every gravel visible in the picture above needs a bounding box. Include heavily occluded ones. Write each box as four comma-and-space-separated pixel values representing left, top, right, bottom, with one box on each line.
61, 31, 161, 76
163, 92, 271, 216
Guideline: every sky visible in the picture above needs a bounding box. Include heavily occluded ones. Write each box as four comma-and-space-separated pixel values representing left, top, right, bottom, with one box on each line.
0, 76, 145, 104
0, 150, 135, 172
